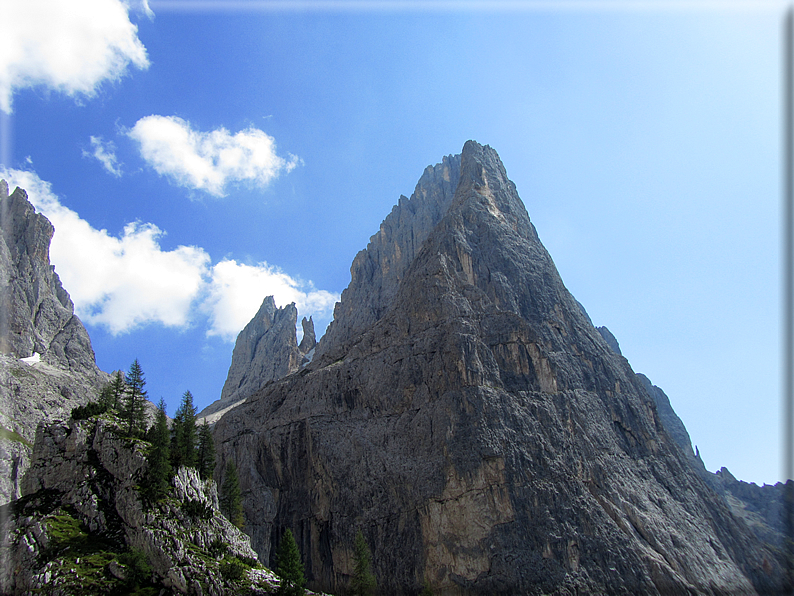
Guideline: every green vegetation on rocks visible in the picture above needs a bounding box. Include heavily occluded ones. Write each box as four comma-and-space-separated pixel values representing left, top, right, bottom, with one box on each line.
0, 425, 32, 447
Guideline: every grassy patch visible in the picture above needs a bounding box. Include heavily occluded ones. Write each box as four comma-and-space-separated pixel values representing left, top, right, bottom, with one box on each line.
0, 425, 32, 447
42, 510, 158, 595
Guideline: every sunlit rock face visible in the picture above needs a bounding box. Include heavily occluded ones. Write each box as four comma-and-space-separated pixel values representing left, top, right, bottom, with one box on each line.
0, 182, 107, 505
214, 142, 785, 595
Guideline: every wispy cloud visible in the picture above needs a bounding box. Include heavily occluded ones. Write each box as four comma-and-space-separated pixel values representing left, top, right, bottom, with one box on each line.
84, 136, 123, 177
0, 0, 150, 113
0, 169, 337, 339
127, 115, 299, 197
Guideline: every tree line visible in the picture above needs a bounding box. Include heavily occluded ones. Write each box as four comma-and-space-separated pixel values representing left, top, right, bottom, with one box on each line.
72, 358, 243, 530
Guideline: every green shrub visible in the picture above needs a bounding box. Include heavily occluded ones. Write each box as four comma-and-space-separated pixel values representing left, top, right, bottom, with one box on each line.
219, 556, 248, 582
208, 538, 229, 557
71, 400, 108, 420
119, 547, 153, 590
182, 499, 213, 521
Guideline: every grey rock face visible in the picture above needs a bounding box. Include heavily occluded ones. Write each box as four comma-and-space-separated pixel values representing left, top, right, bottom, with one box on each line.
0, 183, 97, 375
596, 325, 622, 356
299, 316, 316, 355
0, 417, 266, 596
199, 297, 313, 421
314, 153, 461, 365
214, 142, 784, 594
709, 467, 792, 551
0, 183, 107, 505
635, 372, 693, 456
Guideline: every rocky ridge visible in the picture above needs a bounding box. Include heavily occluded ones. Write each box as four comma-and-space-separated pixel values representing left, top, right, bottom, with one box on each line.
597, 323, 793, 551
0, 182, 108, 505
198, 297, 316, 423
214, 141, 786, 595
0, 414, 294, 596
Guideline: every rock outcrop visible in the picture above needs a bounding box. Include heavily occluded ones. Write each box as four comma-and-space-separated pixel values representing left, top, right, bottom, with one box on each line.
596, 325, 791, 565
213, 141, 786, 595
0, 415, 280, 596
198, 297, 316, 423
0, 182, 107, 505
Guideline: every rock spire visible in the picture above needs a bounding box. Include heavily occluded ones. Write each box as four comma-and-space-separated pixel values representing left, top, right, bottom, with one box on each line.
213, 142, 785, 594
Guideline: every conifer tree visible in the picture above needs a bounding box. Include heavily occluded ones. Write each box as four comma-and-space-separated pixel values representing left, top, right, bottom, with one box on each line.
350, 530, 377, 596
275, 528, 306, 596
123, 359, 148, 437
220, 460, 244, 529
171, 390, 197, 469
98, 382, 114, 410
197, 419, 216, 480
108, 370, 126, 411
143, 398, 171, 504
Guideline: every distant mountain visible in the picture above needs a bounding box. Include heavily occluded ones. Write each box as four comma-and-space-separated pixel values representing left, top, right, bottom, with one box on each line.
197, 297, 316, 423
213, 142, 787, 594
0, 181, 108, 505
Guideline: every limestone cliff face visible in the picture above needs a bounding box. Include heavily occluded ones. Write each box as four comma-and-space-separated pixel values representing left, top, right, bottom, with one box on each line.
0, 182, 107, 505
198, 297, 315, 422
214, 142, 784, 595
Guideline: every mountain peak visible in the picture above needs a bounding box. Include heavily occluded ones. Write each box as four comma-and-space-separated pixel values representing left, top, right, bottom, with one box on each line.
213, 143, 781, 594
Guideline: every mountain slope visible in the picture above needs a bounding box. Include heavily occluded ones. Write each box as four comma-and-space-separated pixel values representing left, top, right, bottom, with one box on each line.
0, 181, 108, 505
213, 142, 784, 595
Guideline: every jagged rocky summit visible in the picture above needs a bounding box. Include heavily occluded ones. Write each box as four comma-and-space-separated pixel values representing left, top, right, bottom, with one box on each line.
0, 181, 108, 505
214, 141, 786, 595
198, 297, 316, 423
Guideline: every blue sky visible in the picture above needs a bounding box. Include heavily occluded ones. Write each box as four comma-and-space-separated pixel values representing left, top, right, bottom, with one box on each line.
0, 0, 784, 485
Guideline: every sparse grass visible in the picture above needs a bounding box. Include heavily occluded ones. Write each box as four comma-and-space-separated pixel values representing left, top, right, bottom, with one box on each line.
0, 425, 32, 447
40, 509, 156, 595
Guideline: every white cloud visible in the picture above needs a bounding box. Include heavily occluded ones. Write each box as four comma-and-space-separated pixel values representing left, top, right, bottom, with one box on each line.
0, 0, 150, 113
1, 168, 210, 334
203, 259, 338, 341
127, 115, 299, 197
0, 169, 339, 341
83, 136, 123, 177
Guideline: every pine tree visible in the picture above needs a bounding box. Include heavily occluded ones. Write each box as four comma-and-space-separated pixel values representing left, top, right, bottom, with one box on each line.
123, 359, 148, 437
275, 528, 306, 596
220, 460, 244, 529
350, 530, 377, 596
143, 399, 172, 504
108, 370, 126, 411
197, 419, 216, 480
98, 382, 114, 410
171, 390, 197, 469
